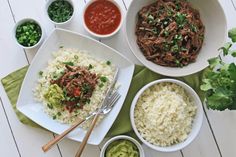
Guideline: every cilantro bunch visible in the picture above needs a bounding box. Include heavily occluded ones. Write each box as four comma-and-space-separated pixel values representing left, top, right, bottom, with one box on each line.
200, 28, 236, 111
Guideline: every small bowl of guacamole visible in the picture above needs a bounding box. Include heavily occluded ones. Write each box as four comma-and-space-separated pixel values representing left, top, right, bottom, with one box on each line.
100, 135, 145, 157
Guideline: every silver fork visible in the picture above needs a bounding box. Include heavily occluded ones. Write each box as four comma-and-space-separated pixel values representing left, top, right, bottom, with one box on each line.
42, 69, 119, 152
75, 91, 121, 157
42, 91, 120, 152
42, 90, 120, 152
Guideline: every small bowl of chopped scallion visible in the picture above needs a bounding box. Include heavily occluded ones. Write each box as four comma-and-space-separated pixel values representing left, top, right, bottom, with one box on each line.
46, 0, 74, 25
13, 18, 44, 49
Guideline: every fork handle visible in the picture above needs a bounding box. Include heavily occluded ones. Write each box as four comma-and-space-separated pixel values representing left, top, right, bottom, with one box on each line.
42, 117, 86, 152
75, 113, 100, 157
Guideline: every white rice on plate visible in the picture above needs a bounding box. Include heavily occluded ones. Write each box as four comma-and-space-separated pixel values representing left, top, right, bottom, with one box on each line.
134, 82, 197, 147
34, 48, 116, 129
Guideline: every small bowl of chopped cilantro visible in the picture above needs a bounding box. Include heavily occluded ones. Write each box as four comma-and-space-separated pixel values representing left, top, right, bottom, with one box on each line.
46, 0, 74, 25
13, 18, 44, 49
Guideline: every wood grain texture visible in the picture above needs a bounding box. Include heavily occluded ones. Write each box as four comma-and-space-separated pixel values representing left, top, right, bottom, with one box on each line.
8, 0, 55, 63
0, 98, 20, 157
0, 0, 61, 156
182, 115, 221, 157
232, 0, 236, 9
0, 0, 236, 156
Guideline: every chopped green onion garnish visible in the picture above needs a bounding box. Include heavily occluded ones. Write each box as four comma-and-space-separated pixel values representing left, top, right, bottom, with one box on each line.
39, 71, 43, 76
106, 61, 111, 65
62, 61, 74, 66
100, 76, 107, 83
88, 64, 93, 70
99, 83, 104, 88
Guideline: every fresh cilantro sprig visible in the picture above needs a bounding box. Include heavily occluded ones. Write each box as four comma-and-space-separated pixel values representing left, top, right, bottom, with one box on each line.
200, 28, 236, 111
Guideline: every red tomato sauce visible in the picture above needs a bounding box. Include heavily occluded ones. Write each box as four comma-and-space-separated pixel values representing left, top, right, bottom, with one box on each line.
84, 0, 121, 35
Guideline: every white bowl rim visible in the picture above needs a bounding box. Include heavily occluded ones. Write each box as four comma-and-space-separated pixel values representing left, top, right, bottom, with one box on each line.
45, 0, 75, 25
13, 18, 44, 49
130, 78, 204, 152
100, 135, 145, 157
124, 0, 228, 77
82, 0, 123, 38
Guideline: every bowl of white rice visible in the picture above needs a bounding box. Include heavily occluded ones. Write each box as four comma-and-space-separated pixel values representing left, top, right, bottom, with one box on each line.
130, 79, 203, 152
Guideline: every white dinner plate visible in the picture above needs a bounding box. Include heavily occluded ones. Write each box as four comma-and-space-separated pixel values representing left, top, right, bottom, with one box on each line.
16, 28, 135, 145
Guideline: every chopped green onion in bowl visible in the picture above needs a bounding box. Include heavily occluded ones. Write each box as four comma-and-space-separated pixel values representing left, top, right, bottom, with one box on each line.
14, 18, 43, 49
47, 0, 74, 24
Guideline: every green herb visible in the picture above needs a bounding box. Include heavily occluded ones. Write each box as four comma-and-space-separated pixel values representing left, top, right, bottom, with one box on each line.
99, 83, 104, 88
48, 0, 73, 23
164, 30, 169, 37
175, 2, 181, 11
100, 76, 108, 83
57, 112, 62, 116
199, 34, 204, 41
171, 44, 179, 53
88, 64, 93, 70
39, 71, 43, 76
164, 21, 168, 26
52, 71, 64, 80
47, 104, 53, 109
163, 43, 170, 51
181, 47, 188, 51
151, 27, 158, 35
175, 59, 182, 67
59, 45, 64, 48
175, 12, 187, 28
190, 24, 198, 32
147, 14, 154, 21
167, 8, 174, 16
218, 42, 232, 56
200, 28, 236, 110
82, 84, 91, 93
15, 20, 42, 47
76, 103, 81, 107
174, 34, 183, 41
53, 115, 57, 120
68, 75, 75, 79
228, 28, 236, 42
63, 87, 67, 94
106, 61, 111, 65
62, 61, 74, 66
86, 99, 91, 104
74, 55, 78, 59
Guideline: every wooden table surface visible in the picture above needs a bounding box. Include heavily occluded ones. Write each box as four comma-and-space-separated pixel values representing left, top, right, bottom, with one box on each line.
0, 0, 236, 157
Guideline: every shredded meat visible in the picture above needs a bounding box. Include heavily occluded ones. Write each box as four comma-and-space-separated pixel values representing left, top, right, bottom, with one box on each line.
136, 0, 205, 67
51, 65, 98, 112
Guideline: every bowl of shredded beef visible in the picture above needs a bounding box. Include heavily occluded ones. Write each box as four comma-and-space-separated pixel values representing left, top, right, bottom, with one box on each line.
125, 0, 227, 77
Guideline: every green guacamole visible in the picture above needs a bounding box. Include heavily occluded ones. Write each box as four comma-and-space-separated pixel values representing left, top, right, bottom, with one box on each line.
44, 84, 65, 108
105, 140, 139, 157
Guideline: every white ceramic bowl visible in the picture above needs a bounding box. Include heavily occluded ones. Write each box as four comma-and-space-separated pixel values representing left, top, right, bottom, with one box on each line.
83, 0, 123, 39
45, 0, 74, 26
125, 0, 227, 77
130, 79, 204, 152
100, 135, 145, 157
13, 18, 44, 49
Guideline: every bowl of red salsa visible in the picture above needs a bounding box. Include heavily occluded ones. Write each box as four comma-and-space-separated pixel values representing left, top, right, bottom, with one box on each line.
83, 0, 122, 38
